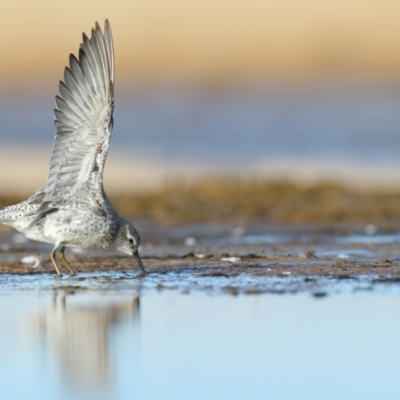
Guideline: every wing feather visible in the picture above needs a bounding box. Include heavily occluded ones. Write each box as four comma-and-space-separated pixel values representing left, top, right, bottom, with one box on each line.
82, 32, 103, 95
58, 80, 86, 114
43, 20, 114, 205
55, 95, 84, 120
92, 29, 108, 91
79, 43, 98, 93
103, 20, 115, 88
63, 67, 91, 110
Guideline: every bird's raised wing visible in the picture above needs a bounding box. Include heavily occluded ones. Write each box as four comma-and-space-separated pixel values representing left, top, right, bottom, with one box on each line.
43, 20, 114, 205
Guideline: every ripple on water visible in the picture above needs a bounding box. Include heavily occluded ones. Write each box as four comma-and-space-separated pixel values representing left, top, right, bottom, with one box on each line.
0, 269, 400, 296
337, 233, 400, 245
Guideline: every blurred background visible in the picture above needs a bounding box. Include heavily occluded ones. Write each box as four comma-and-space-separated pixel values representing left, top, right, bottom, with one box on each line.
1, 0, 400, 222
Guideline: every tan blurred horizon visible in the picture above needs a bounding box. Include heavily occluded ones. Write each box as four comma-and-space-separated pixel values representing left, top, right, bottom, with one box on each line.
1, 146, 400, 197
1, 0, 400, 89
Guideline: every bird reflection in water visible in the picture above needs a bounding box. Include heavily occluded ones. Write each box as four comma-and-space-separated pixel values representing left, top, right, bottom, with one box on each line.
32, 292, 141, 391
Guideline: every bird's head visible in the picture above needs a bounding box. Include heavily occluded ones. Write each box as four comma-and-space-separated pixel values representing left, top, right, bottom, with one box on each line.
115, 220, 145, 273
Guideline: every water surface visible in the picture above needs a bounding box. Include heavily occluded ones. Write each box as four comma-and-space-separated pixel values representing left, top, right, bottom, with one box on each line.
1, 291, 400, 400
2, 85, 400, 177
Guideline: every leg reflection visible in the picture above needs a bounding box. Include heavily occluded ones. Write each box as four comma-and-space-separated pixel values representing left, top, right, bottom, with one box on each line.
38, 292, 141, 389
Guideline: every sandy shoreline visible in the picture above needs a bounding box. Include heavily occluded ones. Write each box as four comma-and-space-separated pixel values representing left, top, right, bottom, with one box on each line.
2, 175, 400, 225
0, 221, 400, 295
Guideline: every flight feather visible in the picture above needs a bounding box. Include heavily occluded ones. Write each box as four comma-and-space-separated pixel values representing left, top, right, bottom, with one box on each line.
44, 20, 115, 205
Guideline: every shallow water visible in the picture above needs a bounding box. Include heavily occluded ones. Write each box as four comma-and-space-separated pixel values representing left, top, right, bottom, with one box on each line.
1, 291, 400, 400
2, 223, 400, 295
1, 222, 400, 399
337, 233, 400, 245
2, 85, 400, 175
0, 270, 386, 296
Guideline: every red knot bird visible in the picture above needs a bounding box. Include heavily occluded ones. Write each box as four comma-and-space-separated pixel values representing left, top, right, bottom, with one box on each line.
0, 20, 145, 276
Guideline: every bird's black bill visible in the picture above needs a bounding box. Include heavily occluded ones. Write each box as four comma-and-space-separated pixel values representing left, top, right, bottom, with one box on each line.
133, 250, 146, 273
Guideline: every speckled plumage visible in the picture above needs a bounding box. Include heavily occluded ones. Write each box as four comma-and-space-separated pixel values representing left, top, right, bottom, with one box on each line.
0, 21, 145, 275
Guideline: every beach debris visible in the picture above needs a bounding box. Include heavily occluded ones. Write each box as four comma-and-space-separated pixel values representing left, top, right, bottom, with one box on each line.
300, 250, 316, 259
182, 252, 209, 259
21, 254, 41, 268
221, 256, 241, 263
337, 254, 350, 259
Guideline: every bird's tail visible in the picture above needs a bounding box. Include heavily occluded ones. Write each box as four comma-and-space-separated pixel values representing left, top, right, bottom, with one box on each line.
0, 202, 35, 223
0, 188, 44, 223
0, 204, 12, 220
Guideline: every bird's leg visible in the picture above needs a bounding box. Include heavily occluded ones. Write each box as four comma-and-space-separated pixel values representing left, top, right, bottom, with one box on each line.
59, 246, 75, 275
50, 245, 62, 276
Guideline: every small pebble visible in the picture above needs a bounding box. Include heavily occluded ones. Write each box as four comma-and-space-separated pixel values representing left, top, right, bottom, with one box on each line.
71, 248, 86, 254
300, 251, 316, 259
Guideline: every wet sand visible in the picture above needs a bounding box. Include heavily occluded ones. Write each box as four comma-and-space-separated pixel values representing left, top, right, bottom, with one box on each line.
1, 219, 400, 295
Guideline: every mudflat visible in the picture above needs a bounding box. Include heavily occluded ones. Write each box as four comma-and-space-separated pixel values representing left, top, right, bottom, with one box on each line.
1, 213, 400, 295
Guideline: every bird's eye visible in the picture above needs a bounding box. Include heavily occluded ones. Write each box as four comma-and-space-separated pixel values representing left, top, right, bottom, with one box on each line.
129, 238, 134, 244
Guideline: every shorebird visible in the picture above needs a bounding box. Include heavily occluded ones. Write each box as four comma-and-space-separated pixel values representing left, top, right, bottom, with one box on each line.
0, 20, 145, 275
